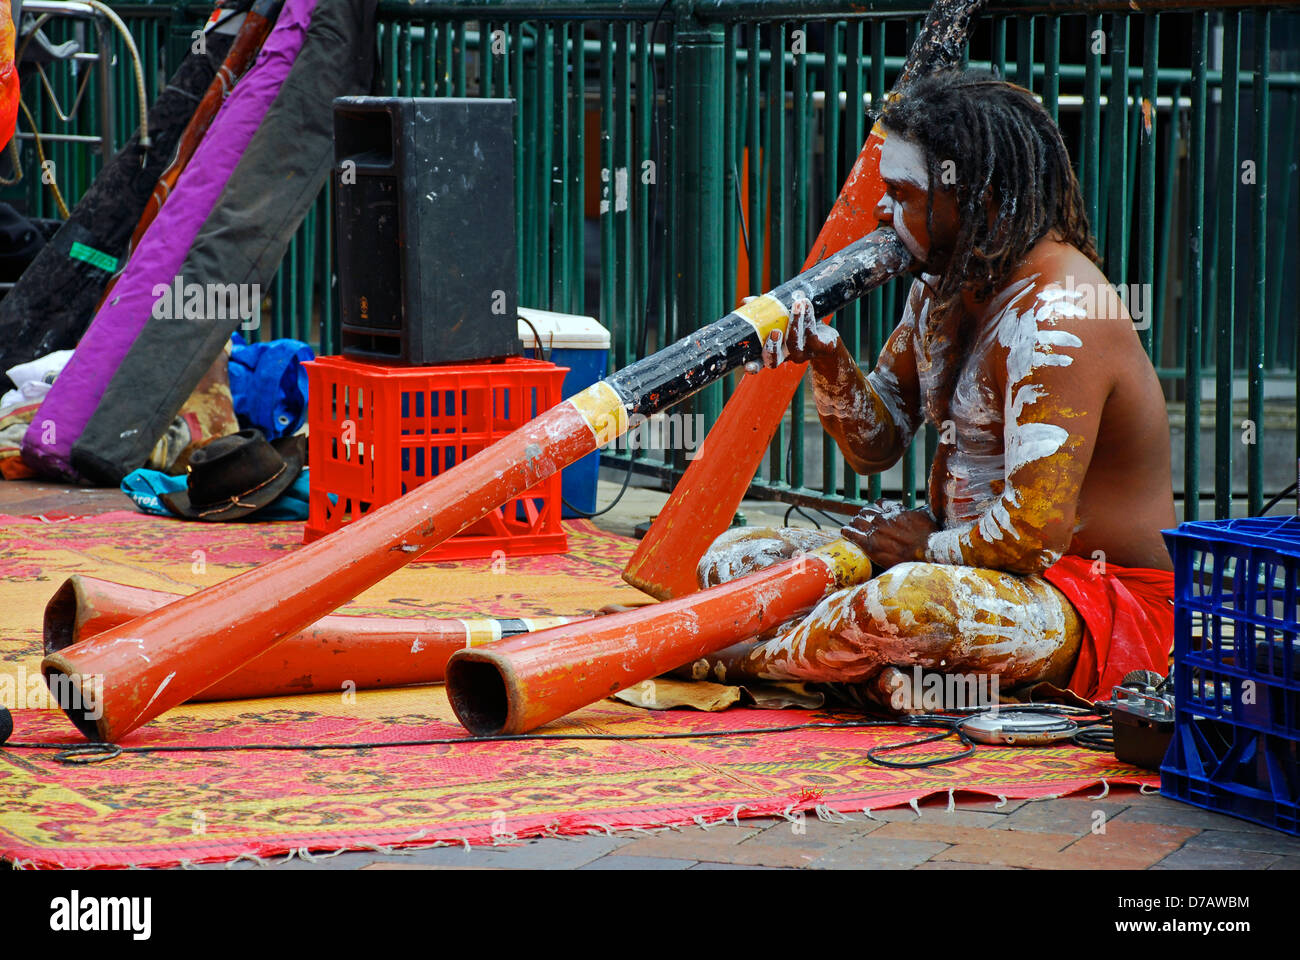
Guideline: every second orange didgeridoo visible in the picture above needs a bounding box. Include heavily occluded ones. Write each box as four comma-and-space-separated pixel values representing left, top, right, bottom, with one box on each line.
43, 574, 572, 703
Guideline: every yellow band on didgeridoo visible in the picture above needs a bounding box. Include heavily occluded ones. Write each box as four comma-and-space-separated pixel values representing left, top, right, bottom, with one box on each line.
568, 381, 631, 448
734, 293, 792, 343
809, 538, 873, 589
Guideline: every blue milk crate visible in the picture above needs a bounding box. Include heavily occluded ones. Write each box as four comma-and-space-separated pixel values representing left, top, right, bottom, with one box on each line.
1161, 516, 1300, 835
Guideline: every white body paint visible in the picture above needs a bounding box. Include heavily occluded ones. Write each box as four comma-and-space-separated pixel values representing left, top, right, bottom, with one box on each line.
876, 137, 931, 262
924, 278, 1085, 566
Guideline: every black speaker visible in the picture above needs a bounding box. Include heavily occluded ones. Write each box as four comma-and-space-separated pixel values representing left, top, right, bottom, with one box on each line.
333, 97, 520, 365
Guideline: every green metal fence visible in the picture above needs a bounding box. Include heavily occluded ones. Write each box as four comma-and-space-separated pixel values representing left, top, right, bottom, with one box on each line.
5, 1, 1299, 521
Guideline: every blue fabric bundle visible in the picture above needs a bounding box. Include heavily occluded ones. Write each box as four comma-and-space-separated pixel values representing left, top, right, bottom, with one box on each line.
228, 332, 314, 439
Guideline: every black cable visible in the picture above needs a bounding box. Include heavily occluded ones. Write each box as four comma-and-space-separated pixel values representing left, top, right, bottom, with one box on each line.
1257, 481, 1298, 517
866, 723, 976, 768
783, 502, 822, 529
519, 314, 549, 362
4, 705, 1118, 770
1071, 726, 1115, 751
3, 717, 960, 766
817, 507, 851, 528
562, 454, 637, 518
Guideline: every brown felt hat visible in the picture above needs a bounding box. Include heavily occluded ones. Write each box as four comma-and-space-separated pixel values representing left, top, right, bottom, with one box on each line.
160, 429, 306, 522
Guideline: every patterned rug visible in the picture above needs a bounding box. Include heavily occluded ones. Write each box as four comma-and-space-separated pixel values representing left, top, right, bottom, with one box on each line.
0, 511, 1158, 869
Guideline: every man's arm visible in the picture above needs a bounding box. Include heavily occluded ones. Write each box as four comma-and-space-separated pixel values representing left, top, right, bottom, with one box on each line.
797, 280, 925, 475
924, 285, 1106, 575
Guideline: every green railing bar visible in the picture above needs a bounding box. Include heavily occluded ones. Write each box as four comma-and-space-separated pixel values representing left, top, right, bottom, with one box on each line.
1137, 12, 1158, 356
637, 21, 652, 342
721, 23, 739, 360
386, 19, 399, 94
1270, 90, 1297, 372
1214, 10, 1240, 520
767, 22, 786, 486
481, 20, 494, 97
511, 22, 525, 308
573, 21, 587, 317
1106, 13, 1129, 283
1248, 10, 1269, 516
680, 19, 726, 451
992, 14, 1007, 78
537, 23, 555, 309
746, 23, 762, 304
1184, 12, 1207, 522
599, 23, 616, 369
429, 19, 439, 93
620, 24, 636, 348
822, 18, 843, 498
517, 24, 533, 303
791, 22, 809, 491
455, 21, 468, 96
401, 20, 413, 94
1126, 69, 1142, 269
1153, 81, 1181, 366
665, 12, 676, 356
1082, 13, 1101, 239
321, 180, 335, 355
553, 24, 570, 313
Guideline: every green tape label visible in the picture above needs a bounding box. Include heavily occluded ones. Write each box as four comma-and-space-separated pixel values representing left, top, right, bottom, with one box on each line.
69, 241, 118, 273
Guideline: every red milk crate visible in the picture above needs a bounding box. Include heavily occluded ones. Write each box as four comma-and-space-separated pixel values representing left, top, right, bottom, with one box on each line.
303, 355, 570, 560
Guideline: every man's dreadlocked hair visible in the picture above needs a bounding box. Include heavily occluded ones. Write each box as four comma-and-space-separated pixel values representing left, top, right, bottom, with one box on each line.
877, 69, 1099, 313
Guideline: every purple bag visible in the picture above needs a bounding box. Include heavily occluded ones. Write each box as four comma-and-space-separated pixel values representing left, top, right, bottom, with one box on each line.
21, 0, 319, 480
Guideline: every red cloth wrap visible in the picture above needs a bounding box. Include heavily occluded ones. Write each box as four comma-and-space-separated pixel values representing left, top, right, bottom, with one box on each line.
1041, 554, 1175, 702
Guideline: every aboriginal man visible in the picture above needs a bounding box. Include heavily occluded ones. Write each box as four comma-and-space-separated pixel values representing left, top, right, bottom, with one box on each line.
685, 71, 1176, 710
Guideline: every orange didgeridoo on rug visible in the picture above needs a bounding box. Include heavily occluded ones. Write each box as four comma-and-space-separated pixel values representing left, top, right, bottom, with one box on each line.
41, 229, 909, 743
446, 539, 870, 736
622, 0, 987, 600
42, 575, 570, 702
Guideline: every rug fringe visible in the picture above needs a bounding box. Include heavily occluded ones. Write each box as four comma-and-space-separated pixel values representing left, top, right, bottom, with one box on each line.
814, 803, 855, 824
1, 777, 1155, 869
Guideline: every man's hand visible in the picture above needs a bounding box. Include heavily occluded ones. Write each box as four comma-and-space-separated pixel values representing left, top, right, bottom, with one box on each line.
841, 501, 939, 569
743, 295, 838, 374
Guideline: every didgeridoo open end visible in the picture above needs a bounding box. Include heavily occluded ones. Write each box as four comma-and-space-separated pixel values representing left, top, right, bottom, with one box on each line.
446, 539, 871, 736
42, 575, 102, 655
41, 654, 107, 741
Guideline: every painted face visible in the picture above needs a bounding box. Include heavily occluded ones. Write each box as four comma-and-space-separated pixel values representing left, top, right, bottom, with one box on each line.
875, 131, 961, 275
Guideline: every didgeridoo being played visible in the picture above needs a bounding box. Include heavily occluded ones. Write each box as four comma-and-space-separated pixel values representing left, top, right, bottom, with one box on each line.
42, 229, 911, 743
42, 575, 570, 702
623, 0, 987, 600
